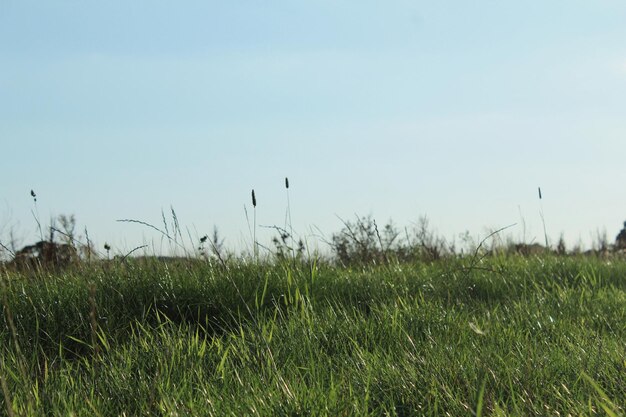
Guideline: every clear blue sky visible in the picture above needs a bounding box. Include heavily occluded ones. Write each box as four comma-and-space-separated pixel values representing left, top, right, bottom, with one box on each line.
2, 1, 626, 256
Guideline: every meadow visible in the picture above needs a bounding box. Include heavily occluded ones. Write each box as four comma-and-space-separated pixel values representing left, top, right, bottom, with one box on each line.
0, 252, 625, 416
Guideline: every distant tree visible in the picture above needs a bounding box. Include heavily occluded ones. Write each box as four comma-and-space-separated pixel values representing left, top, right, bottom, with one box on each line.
58, 214, 77, 245
615, 221, 626, 251
332, 215, 384, 265
557, 233, 567, 255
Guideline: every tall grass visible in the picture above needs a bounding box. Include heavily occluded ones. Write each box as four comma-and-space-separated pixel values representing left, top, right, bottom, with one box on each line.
538, 186, 549, 249
0, 254, 624, 415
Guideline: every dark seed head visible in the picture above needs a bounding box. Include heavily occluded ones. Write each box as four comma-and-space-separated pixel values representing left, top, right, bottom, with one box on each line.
538, 187, 542, 200
104, 243, 111, 251
251, 190, 257, 207
285, 177, 289, 189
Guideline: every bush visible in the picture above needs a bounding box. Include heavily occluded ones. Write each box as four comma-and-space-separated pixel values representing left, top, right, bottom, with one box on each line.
331, 215, 450, 265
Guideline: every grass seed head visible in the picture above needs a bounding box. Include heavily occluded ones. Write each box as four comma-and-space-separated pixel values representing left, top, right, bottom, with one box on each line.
285, 177, 289, 189
252, 190, 257, 208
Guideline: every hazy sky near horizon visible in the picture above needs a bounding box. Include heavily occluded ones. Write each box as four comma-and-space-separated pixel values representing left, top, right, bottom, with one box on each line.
2, 1, 626, 256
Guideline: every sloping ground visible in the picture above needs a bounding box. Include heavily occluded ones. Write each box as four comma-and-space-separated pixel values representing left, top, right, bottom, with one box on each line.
1, 255, 624, 415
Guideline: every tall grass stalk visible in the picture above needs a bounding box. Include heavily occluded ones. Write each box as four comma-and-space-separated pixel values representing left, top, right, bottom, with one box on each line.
0, 367, 15, 417
252, 189, 257, 260
116, 216, 188, 257
30, 189, 44, 242
538, 186, 549, 248
285, 177, 295, 261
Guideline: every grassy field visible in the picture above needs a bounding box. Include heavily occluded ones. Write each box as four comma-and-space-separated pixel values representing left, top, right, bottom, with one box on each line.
0, 255, 625, 416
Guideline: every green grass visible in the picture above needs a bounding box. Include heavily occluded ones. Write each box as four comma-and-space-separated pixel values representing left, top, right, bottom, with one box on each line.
1, 255, 625, 415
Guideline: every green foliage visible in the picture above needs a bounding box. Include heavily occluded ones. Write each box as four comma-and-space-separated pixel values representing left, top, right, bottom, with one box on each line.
0, 256, 625, 415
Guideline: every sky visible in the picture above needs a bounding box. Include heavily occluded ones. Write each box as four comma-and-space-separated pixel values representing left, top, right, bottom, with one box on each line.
1, 1, 626, 257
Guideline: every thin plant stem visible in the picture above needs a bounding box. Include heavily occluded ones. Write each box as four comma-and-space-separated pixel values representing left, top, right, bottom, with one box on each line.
252, 190, 257, 261
285, 177, 295, 261
538, 187, 549, 248
0, 366, 15, 417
